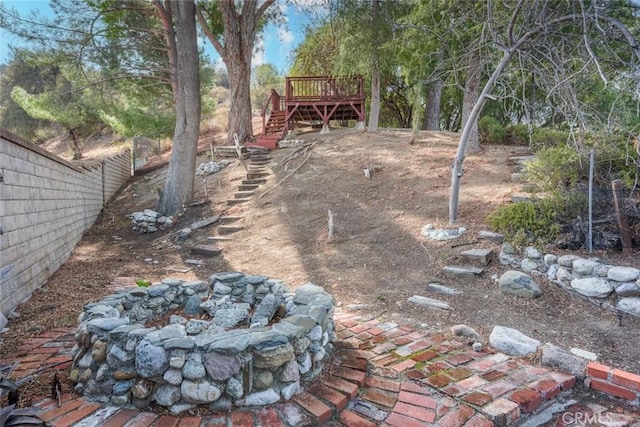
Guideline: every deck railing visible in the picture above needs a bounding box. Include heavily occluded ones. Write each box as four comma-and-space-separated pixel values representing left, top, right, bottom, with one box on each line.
285, 76, 364, 102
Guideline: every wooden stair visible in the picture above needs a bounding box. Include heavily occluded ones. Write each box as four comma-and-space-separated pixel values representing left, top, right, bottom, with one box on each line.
247, 110, 286, 151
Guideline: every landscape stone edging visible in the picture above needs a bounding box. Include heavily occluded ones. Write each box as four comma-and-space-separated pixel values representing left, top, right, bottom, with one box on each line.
69, 273, 336, 414
492, 244, 640, 404
498, 246, 640, 317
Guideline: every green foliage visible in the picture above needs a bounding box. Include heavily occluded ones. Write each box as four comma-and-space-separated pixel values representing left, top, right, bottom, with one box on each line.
478, 116, 505, 144
489, 189, 587, 247
524, 145, 581, 192
488, 198, 567, 247
530, 128, 570, 150
251, 63, 284, 110
290, 22, 340, 76
504, 124, 529, 145
135, 278, 151, 288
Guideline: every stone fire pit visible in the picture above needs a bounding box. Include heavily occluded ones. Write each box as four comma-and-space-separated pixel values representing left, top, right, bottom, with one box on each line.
69, 273, 336, 414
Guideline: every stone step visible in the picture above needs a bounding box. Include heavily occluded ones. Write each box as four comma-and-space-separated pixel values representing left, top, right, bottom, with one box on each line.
219, 215, 244, 224
247, 166, 268, 172
189, 215, 220, 230
238, 184, 259, 191
227, 198, 252, 206
478, 230, 504, 243
190, 244, 222, 257
460, 248, 494, 266
249, 154, 272, 161
235, 190, 255, 199
242, 178, 267, 185
218, 225, 245, 235
249, 159, 271, 165
247, 172, 269, 180
207, 236, 234, 242
443, 265, 484, 280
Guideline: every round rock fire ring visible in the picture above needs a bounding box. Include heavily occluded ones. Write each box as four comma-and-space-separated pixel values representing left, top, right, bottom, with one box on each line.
69, 273, 336, 413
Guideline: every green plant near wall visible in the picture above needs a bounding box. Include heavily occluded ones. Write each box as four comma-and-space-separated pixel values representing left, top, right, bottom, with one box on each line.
135, 278, 151, 288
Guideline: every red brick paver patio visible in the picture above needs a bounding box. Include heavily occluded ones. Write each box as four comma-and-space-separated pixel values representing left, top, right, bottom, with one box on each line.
3, 309, 640, 426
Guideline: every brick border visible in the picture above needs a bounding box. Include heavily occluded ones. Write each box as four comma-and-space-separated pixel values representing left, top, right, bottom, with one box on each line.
585, 361, 640, 403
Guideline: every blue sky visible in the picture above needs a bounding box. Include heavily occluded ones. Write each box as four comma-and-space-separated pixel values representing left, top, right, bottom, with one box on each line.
0, 0, 320, 73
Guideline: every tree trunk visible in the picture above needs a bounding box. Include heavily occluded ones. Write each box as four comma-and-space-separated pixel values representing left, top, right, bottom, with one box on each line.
68, 128, 83, 160
367, 0, 380, 132
460, 50, 481, 154
196, 1, 275, 145
423, 80, 442, 130
156, 0, 200, 215
227, 59, 253, 145
450, 50, 513, 224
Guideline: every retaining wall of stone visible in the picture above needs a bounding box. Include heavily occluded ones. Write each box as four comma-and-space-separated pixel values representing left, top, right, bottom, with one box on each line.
0, 129, 131, 313
70, 273, 336, 414
499, 246, 640, 317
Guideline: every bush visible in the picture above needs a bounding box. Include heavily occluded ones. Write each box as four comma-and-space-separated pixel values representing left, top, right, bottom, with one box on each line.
524, 145, 581, 193
504, 124, 529, 145
488, 191, 587, 247
478, 116, 505, 144
530, 128, 570, 149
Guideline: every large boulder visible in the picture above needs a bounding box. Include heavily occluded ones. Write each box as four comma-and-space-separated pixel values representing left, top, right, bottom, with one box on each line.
489, 326, 540, 356
498, 271, 542, 298
617, 297, 640, 317
570, 278, 613, 298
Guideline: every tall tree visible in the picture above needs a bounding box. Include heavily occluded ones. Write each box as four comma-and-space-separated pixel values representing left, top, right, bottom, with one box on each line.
196, 0, 276, 145
368, 0, 381, 131
156, 0, 201, 215
448, 0, 640, 224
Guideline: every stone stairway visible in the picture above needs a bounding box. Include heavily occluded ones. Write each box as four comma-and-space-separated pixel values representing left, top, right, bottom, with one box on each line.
442, 248, 494, 281
207, 150, 272, 243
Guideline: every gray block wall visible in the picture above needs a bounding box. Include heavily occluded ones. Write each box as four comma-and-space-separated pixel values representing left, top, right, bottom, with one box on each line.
0, 130, 132, 314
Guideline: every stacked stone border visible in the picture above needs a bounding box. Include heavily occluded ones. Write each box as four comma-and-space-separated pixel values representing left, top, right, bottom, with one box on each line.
0, 129, 131, 313
70, 273, 336, 413
5, 295, 640, 425
499, 246, 640, 318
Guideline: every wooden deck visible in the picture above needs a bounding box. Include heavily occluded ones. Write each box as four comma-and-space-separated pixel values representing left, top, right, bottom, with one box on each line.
261, 76, 365, 138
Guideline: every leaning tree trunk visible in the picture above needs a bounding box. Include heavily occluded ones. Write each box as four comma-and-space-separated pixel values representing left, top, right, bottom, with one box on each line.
423, 80, 442, 131
460, 50, 482, 154
450, 51, 513, 224
156, 0, 201, 215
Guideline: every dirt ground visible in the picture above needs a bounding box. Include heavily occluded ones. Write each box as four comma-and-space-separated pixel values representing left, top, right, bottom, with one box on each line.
2, 127, 640, 395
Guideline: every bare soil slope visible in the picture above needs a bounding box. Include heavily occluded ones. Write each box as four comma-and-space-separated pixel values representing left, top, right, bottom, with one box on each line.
3, 127, 639, 382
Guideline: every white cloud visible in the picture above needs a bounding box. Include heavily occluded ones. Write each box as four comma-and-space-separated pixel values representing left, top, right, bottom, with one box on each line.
253, 39, 266, 66
278, 28, 294, 45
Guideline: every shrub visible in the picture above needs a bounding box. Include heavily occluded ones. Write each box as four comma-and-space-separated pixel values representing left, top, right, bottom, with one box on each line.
478, 116, 505, 144
524, 145, 581, 193
488, 193, 587, 247
504, 124, 529, 145
530, 128, 570, 149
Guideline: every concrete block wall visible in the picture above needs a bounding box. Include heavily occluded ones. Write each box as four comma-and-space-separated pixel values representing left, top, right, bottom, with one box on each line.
0, 129, 131, 313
